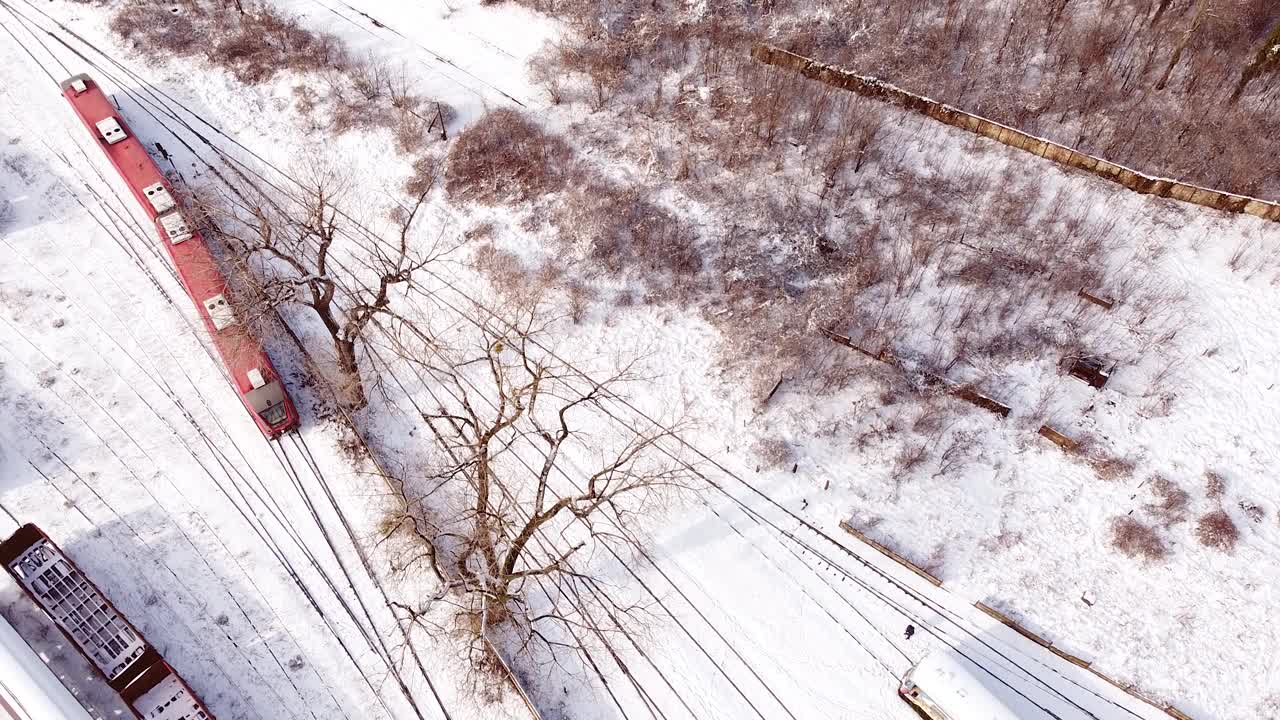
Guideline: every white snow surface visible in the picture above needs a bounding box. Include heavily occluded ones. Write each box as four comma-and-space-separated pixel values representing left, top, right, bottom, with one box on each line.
0, 2, 1273, 720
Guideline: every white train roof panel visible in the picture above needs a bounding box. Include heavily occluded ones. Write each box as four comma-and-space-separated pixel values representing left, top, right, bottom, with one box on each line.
131, 672, 209, 720
95, 117, 126, 145
142, 183, 176, 214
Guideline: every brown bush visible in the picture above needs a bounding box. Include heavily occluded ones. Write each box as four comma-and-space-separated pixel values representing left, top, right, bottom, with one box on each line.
1204, 470, 1227, 499
113, 2, 348, 85
1238, 500, 1266, 524
403, 155, 439, 197
1088, 454, 1137, 482
556, 182, 702, 286
752, 437, 796, 471
444, 109, 573, 204
1109, 516, 1168, 563
1195, 509, 1240, 552
1144, 476, 1190, 527
893, 438, 930, 480
392, 101, 449, 154
509, 0, 1280, 198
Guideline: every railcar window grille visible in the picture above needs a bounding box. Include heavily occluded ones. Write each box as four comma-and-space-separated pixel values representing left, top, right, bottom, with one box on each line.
8, 541, 147, 680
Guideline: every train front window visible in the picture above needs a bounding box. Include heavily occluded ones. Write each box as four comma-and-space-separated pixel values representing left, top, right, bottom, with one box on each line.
261, 403, 288, 426
245, 380, 289, 426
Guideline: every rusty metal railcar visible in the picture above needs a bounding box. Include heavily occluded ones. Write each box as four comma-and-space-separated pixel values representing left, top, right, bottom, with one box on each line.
0, 524, 214, 720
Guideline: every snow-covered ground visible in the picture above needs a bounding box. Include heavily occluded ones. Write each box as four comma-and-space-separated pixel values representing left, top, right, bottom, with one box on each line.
0, 1, 1272, 719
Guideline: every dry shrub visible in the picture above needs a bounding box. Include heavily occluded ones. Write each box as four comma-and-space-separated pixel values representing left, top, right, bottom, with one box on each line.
565, 280, 596, 324
511, 0, 1280, 198
445, 109, 573, 204
472, 243, 558, 307
553, 35, 630, 110
114, 1, 347, 84
1195, 509, 1240, 552
473, 243, 529, 291
556, 182, 701, 287
1144, 476, 1190, 526
394, 106, 435, 153
1204, 470, 1226, 499
404, 155, 439, 197
980, 528, 1023, 553
752, 436, 796, 471
1238, 500, 1266, 524
109, 1, 445, 157
330, 86, 396, 134
893, 438, 930, 481
922, 544, 947, 579
1088, 454, 1137, 482
1109, 516, 1168, 563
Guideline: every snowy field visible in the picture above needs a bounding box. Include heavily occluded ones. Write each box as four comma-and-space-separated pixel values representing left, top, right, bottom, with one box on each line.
0, 1, 1272, 719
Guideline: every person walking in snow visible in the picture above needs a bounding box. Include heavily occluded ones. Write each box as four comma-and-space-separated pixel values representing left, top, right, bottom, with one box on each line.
904, 624, 915, 640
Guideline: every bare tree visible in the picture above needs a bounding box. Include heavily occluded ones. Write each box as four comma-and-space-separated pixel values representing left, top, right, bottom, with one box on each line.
1155, 0, 1212, 91
207, 162, 449, 408
1230, 19, 1280, 103
385, 302, 695, 672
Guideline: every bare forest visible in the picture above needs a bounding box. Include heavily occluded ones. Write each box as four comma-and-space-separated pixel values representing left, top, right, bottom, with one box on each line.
511, 0, 1280, 198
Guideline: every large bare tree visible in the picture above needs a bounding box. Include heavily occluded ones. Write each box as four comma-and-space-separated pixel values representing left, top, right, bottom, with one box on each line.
380, 302, 695, 674
207, 162, 449, 408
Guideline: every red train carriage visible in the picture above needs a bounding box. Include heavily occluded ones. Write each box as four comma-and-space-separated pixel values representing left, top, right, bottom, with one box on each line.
0, 524, 215, 720
58, 73, 298, 438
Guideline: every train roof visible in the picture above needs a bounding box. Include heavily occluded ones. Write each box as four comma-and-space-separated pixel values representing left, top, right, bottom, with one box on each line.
0, 611, 94, 720
905, 650, 1024, 720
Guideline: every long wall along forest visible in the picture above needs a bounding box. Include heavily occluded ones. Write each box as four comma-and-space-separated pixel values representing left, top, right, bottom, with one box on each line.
751, 45, 1280, 223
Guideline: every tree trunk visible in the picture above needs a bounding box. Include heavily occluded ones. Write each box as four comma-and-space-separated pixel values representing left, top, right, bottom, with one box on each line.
1156, 0, 1210, 91
1150, 0, 1173, 26
1230, 20, 1280, 103
334, 337, 366, 409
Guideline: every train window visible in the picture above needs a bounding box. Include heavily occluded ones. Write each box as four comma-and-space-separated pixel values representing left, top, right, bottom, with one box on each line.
202, 294, 236, 331
245, 380, 289, 426
95, 117, 127, 145
142, 183, 176, 214
157, 211, 192, 244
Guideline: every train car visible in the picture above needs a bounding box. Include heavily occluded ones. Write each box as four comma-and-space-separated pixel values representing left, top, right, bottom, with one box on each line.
58, 73, 298, 438
899, 650, 1022, 720
0, 524, 215, 720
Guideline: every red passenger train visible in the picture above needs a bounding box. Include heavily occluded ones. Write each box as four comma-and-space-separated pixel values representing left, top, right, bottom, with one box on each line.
59, 73, 298, 437
0, 524, 216, 720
